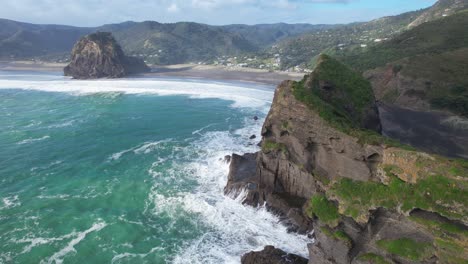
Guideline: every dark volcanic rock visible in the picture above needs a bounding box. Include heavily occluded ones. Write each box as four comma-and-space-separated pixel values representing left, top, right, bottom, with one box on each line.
223, 155, 232, 164
224, 153, 258, 200
241, 246, 308, 264
64, 32, 150, 79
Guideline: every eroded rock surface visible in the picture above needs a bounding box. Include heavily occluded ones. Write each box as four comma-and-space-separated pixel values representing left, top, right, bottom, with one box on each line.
241, 246, 308, 264
64, 32, 150, 79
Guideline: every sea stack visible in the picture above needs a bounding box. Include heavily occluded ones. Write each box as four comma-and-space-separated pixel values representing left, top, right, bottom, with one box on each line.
64, 32, 150, 79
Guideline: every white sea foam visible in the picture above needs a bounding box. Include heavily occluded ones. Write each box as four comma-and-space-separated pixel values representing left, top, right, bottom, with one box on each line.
0, 77, 274, 109
25, 120, 43, 128
109, 139, 173, 160
37, 194, 71, 200
2, 73, 302, 263
192, 124, 215, 135
40, 221, 107, 264
47, 119, 77, 129
17, 135, 50, 145
111, 247, 163, 263
147, 114, 312, 263
1, 195, 21, 210
14, 220, 106, 261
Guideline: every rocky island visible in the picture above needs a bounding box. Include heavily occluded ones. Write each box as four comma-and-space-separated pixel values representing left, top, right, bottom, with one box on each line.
64, 32, 150, 79
226, 54, 468, 264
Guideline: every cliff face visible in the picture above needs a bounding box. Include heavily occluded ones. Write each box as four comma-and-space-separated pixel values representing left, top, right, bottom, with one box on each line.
64, 32, 150, 79
228, 55, 468, 264
363, 49, 468, 158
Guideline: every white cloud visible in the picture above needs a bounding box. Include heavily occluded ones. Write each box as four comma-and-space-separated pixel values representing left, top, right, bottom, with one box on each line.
0, 0, 435, 26
167, 3, 180, 12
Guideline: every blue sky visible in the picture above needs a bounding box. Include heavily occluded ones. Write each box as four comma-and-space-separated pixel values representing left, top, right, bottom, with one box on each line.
1, 0, 437, 26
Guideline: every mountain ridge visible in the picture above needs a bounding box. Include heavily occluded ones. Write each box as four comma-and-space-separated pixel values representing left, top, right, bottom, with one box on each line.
2, 0, 465, 66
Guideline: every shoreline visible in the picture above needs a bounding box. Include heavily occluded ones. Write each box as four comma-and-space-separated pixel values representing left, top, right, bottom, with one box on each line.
0, 61, 305, 86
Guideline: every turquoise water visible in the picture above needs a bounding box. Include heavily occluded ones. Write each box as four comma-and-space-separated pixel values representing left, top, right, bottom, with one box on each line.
0, 72, 310, 263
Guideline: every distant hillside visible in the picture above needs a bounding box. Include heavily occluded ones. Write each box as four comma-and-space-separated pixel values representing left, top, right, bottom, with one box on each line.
409, 0, 468, 27
336, 10, 468, 72
0, 19, 322, 64
222, 23, 334, 47
98, 21, 260, 65
276, 0, 468, 70
1, 0, 466, 68
274, 9, 425, 69
0, 19, 92, 60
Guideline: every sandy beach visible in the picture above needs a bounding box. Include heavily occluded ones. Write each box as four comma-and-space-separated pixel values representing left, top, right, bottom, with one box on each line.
0, 61, 305, 85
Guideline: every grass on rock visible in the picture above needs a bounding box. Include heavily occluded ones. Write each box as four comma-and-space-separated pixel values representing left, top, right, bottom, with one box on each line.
306, 194, 340, 227
376, 238, 432, 261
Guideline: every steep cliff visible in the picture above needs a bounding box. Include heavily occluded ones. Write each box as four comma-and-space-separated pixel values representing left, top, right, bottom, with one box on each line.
364, 49, 468, 158
228, 55, 468, 264
64, 32, 150, 79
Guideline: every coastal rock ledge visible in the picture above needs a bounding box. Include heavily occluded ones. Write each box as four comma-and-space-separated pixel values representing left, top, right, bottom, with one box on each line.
226, 55, 468, 264
241, 246, 308, 264
64, 32, 150, 79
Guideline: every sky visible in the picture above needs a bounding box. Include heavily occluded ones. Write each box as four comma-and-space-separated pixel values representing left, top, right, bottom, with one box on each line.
1, 0, 438, 26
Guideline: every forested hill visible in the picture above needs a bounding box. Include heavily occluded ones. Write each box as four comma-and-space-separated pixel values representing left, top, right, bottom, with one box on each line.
0, 19, 324, 64
1, 0, 466, 68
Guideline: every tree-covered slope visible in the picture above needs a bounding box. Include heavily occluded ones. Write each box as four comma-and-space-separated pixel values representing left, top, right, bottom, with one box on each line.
222, 23, 334, 47
99, 21, 259, 65
274, 9, 425, 69
0, 19, 322, 64
0, 19, 93, 59
275, 0, 468, 70
336, 10, 468, 72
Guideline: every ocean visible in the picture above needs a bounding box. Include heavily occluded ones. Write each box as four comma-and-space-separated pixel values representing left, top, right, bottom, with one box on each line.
0, 71, 310, 264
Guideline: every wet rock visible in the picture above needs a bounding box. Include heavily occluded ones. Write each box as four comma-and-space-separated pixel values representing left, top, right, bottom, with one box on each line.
249, 135, 256, 140
241, 246, 308, 264
224, 153, 257, 199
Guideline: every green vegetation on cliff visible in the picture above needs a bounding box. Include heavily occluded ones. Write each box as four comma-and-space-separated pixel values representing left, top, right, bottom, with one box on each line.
376, 238, 433, 261
319, 226, 353, 247
358, 253, 390, 264
261, 140, 287, 154
292, 54, 374, 129
292, 54, 414, 149
333, 10, 468, 116
430, 84, 468, 117
316, 152, 468, 263
330, 166, 467, 222
306, 195, 340, 226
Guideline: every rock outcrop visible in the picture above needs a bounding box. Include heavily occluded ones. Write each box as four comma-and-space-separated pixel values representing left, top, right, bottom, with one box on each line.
364, 49, 468, 158
226, 55, 468, 264
241, 246, 308, 264
64, 32, 150, 79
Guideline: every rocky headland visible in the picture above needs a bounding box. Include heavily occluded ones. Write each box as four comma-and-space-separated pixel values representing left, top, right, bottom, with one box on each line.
226, 55, 468, 264
64, 32, 150, 79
